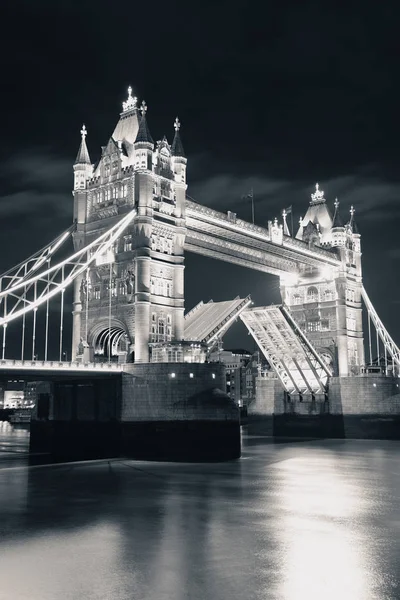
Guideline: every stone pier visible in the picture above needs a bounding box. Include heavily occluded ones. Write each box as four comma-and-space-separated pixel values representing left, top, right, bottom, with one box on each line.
30, 363, 240, 461
247, 374, 400, 439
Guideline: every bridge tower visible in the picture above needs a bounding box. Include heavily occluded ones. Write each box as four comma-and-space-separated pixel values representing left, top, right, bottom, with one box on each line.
71, 88, 187, 363
280, 184, 364, 377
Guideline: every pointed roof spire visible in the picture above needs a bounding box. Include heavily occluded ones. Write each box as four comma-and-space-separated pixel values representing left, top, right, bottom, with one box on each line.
75, 124, 91, 165
134, 100, 154, 144
171, 117, 185, 157
332, 198, 344, 228
348, 205, 360, 234
282, 209, 290, 236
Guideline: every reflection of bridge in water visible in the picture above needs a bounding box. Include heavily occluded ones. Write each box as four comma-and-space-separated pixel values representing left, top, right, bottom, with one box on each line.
0, 87, 399, 457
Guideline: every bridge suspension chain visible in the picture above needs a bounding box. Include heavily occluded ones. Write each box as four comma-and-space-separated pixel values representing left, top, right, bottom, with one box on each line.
361, 286, 400, 372
0, 225, 75, 295
0, 209, 136, 328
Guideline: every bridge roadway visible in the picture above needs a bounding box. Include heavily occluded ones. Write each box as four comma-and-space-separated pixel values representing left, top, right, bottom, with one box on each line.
0, 359, 123, 379
184, 198, 341, 276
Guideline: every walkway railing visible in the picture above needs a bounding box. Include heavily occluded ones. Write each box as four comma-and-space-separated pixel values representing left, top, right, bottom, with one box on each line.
0, 359, 124, 372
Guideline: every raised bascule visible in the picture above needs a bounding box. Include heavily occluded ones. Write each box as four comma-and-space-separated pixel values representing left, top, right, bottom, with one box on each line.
1, 87, 400, 458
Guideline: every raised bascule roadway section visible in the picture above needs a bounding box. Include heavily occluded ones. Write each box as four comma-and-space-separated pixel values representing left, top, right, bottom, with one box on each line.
1, 86, 400, 458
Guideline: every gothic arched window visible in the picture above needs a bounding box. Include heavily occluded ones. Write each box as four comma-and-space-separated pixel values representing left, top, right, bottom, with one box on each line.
158, 319, 165, 337
307, 286, 318, 302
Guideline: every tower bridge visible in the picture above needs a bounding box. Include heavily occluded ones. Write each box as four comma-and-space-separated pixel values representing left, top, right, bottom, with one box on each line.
1, 87, 400, 457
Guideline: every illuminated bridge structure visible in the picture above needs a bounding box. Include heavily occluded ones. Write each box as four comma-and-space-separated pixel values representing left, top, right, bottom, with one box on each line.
0, 87, 398, 398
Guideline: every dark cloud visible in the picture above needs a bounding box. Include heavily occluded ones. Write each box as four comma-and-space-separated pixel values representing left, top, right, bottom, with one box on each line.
0, 0, 399, 351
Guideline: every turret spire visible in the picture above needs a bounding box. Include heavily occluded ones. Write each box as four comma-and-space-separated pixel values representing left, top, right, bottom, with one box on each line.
171, 116, 185, 157
282, 208, 290, 236
348, 205, 359, 234
332, 198, 344, 228
75, 124, 91, 165
134, 100, 154, 144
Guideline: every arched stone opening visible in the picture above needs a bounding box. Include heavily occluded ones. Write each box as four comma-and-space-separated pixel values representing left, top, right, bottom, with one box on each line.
90, 321, 131, 363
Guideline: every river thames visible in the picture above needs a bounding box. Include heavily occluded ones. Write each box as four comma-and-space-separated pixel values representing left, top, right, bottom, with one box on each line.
0, 423, 399, 600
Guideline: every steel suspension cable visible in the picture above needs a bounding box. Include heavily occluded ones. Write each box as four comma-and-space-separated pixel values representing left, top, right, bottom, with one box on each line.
32, 282, 37, 360
368, 312, 372, 365
21, 286, 26, 360
108, 260, 112, 363
44, 258, 50, 361
59, 265, 65, 361
2, 297, 7, 360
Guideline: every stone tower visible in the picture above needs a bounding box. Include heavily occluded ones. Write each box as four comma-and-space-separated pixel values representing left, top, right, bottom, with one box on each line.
280, 184, 364, 377
71, 88, 187, 363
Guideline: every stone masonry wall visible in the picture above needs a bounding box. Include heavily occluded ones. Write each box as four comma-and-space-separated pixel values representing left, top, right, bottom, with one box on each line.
121, 362, 238, 422
329, 375, 400, 415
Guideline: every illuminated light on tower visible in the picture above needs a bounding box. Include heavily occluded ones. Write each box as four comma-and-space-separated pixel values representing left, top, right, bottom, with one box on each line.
310, 182, 325, 204
122, 86, 138, 112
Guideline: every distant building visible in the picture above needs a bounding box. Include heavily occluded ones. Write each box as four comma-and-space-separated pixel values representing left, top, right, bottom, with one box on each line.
24, 382, 38, 407
209, 348, 252, 405
3, 380, 25, 409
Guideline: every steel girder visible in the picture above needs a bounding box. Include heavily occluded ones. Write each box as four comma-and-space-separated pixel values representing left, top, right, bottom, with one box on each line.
240, 304, 332, 395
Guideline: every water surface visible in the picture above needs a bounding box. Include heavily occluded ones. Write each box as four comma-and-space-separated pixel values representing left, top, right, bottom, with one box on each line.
0, 424, 399, 600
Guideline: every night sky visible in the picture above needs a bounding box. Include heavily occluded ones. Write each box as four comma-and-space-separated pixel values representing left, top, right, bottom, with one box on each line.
0, 1, 399, 354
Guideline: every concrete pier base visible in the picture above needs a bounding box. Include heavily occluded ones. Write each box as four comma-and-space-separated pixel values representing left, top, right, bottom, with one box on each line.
247, 374, 400, 440
30, 363, 240, 461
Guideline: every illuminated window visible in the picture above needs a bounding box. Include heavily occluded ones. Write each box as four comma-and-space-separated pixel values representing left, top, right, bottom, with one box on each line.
121, 184, 127, 197
158, 319, 165, 336
112, 187, 118, 200
124, 235, 132, 252
212, 373, 216, 379
346, 316, 356, 331
104, 164, 110, 177
307, 286, 318, 302
170, 372, 176, 378
307, 321, 321, 332
189, 373, 194, 378
105, 188, 111, 202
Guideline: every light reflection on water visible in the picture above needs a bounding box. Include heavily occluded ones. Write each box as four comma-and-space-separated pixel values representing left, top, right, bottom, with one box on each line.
0, 431, 399, 599
278, 457, 369, 599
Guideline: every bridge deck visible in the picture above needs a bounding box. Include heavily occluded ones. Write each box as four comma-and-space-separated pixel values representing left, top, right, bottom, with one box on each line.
0, 359, 123, 374
240, 305, 332, 395
184, 296, 252, 347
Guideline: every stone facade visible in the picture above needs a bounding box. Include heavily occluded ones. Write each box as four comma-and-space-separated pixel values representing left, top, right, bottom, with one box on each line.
280, 185, 364, 378
71, 92, 187, 364
121, 362, 237, 422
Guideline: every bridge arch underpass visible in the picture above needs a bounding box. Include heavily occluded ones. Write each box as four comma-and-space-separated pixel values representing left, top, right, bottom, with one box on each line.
93, 326, 129, 360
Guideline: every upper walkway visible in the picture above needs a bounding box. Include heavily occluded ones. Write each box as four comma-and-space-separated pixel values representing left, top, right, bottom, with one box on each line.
185, 197, 341, 276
